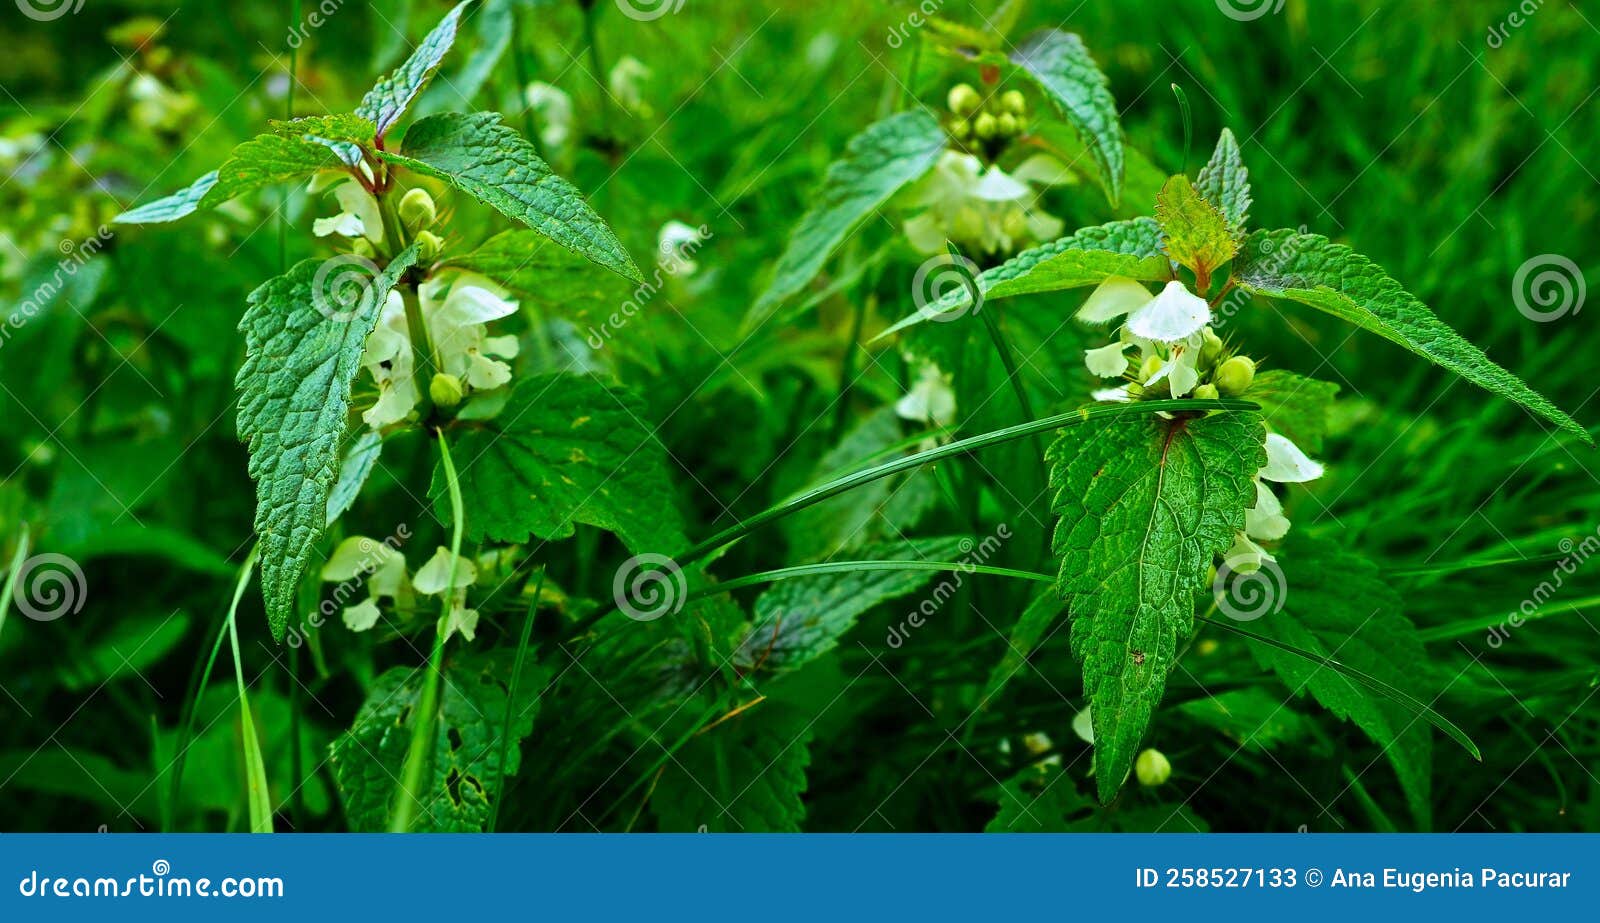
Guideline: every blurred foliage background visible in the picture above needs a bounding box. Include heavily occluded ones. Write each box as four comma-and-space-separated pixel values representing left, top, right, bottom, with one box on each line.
1, 0, 1597, 832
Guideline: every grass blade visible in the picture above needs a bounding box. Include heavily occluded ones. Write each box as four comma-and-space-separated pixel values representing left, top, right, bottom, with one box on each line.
224, 546, 273, 832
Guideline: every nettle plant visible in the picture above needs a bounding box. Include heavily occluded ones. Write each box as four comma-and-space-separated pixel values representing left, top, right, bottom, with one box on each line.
113, 2, 679, 831
753, 17, 1588, 818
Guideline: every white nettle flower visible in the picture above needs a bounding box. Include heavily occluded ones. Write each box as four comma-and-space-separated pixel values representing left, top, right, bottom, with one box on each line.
895, 362, 956, 428
902, 150, 1068, 256
359, 273, 521, 429
524, 81, 574, 151
321, 536, 410, 632
310, 168, 383, 245
1078, 277, 1213, 398
608, 56, 653, 118
1229, 432, 1325, 571
412, 546, 481, 642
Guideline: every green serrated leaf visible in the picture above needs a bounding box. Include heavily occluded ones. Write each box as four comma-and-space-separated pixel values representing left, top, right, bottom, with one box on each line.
1049, 409, 1265, 802
356, 0, 470, 139
652, 704, 812, 832
1195, 127, 1251, 235
1176, 688, 1310, 753
236, 244, 420, 641
734, 537, 967, 674
746, 110, 947, 330
1157, 174, 1236, 274
430, 373, 686, 555
330, 650, 551, 832
1235, 229, 1590, 444
115, 114, 376, 225
879, 217, 1167, 337
416, 0, 513, 117
1243, 534, 1434, 828
1009, 29, 1123, 206
1245, 369, 1339, 453
444, 228, 632, 311
379, 111, 641, 282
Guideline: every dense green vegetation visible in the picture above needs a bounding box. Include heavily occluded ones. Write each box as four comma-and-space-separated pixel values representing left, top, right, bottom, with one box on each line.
1, 0, 1596, 833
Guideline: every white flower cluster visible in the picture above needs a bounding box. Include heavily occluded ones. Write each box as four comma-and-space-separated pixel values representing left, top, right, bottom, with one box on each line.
321, 540, 482, 642
902, 150, 1068, 258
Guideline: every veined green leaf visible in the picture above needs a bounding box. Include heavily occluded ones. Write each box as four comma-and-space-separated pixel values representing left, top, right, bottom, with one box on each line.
652, 703, 813, 832
1049, 409, 1264, 802
1235, 229, 1590, 444
379, 111, 641, 282
430, 373, 687, 555
1240, 534, 1436, 828
877, 217, 1168, 338
1157, 174, 1236, 274
1009, 29, 1124, 206
236, 244, 420, 641
416, 0, 513, 117
1245, 369, 1340, 453
745, 110, 947, 331
734, 537, 967, 674
444, 228, 632, 309
114, 114, 376, 225
330, 650, 551, 832
1194, 127, 1251, 235
356, 0, 470, 139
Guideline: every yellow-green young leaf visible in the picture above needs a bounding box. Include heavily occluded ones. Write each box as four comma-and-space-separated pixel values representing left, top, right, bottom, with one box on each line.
1243, 534, 1433, 828
379, 112, 641, 283
356, 0, 470, 139
1008, 29, 1124, 206
1049, 410, 1264, 802
746, 110, 947, 330
1194, 128, 1251, 235
330, 651, 551, 832
1235, 229, 1591, 444
430, 374, 687, 556
651, 704, 813, 832
878, 217, 1168, 337
236, 244, 420, 641
734, 537, 967, 674
1245, 369, 1340, 453
1156, 174, 1236, 274
114, 114, 376, 225
987, 762, 1209, 832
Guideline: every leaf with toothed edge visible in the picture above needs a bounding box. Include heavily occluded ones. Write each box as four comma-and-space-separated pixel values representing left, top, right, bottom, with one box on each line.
356, 0, 471, 140
1048, 409, 1265, 802
379, 111, 642, 283
1235, 229, 1591, 444
1156, 174, 1237, 273
1195, 127, 1251, 236
1008, 29, 1124, 206
236, 243, 420, 641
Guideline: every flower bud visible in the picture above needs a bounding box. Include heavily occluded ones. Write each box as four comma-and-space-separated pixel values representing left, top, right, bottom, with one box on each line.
948, 118, 972, 141
429, 372, 465, 409
351, 238, 375, 258
973, 112, 998, 140
997, 112, 1019, 137
399, 188, 437, 231
947, 83, 982, 117
1139, 354, 1164, 381
1199, 327, 1224, 367
1193, 383, 1220, 401
1000, 89, 1026, 115
1214, 355, 1256, 395
415, 230, 444, 261
1135, 748, 1171, 786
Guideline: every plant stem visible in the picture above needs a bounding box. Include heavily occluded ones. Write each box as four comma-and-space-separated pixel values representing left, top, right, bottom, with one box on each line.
388, 429, 465, 833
